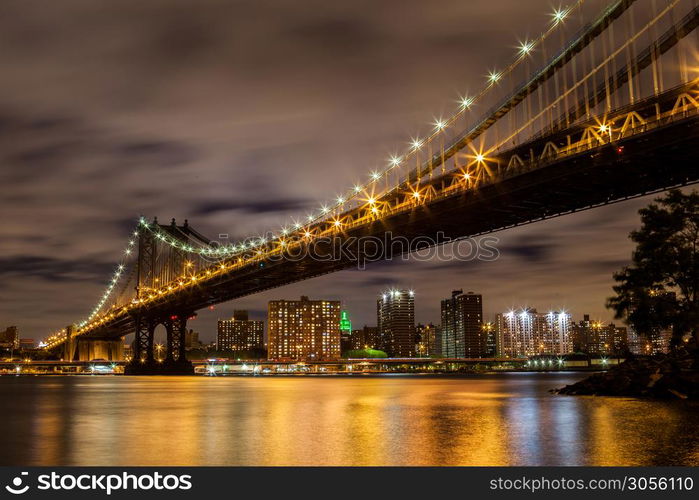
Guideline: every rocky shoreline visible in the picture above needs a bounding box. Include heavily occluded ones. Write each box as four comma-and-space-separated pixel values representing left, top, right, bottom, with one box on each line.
554, 349, 699, 399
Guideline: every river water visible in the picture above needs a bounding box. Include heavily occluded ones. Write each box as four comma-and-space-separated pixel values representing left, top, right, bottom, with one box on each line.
1, 372, 697, 466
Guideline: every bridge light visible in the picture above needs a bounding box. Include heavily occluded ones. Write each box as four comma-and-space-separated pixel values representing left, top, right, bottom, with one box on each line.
460, 96, 473, 109
412, 191, 420, 199
518, 41, 533, 55
475, 153, 485, 163
488, 71, 501, 83
304, 231, 311, 238
434, 119, 446, 131
336, 196, 345, 204
124, 248, 132, 255
371, 206, 379, 214
354, 184, 362, 193
334, 220, 342, 227
371, 171, 381, 181
463, 172, 471, 180
599, 124, 609, 133
368, 197, 376, 205
411, 138, 423, 150
389, 155, 402, 167
553, 8, 567, 24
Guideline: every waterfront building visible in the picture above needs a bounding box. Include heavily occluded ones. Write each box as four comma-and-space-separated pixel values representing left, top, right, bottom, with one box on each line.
377, 289, 415, 357
571, 315, 627, 354
496, 308, 572, 357
625, 291, 675, 354
415, 323, 438, 356
19, 339, 34, 349
185, 329, 204, 351
268, 296, 340, 361
217, 310, 264, 352
349, 326, 381, 350
0, 326, 19, 350
625, 326, 671, 355
626, 327, 642, 354
648, 327, 673, 354
440, 291, 484, 357
483, 322, 497, 357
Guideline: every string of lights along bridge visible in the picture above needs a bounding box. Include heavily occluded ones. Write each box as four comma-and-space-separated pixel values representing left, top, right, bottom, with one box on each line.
43, 0, 699, 374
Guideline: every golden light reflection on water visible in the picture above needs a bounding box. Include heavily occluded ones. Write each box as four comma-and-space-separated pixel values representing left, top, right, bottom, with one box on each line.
2, 373, 697, 466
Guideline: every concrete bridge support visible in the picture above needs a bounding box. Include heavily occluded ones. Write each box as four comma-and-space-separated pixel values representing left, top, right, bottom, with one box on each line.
76, 339, 124, 361
62, 326, 125, 361
62, 325, 76, 362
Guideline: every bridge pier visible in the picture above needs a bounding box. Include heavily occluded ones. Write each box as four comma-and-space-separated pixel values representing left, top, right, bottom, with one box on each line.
62, 326, 125, 361
63, 325, 76, 361
125, 311, 194, 375
77, 339, 124, 361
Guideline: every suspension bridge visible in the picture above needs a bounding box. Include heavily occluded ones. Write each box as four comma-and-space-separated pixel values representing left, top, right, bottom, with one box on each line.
41, 0, 699, 374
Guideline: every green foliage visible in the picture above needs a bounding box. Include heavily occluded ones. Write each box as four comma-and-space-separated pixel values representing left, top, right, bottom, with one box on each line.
186, 347, 267, 360
607, 189, 699, 346
342, 348, 388, 359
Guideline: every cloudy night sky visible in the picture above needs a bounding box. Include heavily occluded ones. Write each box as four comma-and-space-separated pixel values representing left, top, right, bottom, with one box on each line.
0, 0, 673, 343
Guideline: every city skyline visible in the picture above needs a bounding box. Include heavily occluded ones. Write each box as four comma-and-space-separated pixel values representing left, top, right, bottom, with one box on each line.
172, 289, 626, 346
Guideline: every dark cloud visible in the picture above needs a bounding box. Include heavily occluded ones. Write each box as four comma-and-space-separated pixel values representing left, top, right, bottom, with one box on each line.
499, 238, 555, 263
0, 256, 113, 283
193, 197, 313, 216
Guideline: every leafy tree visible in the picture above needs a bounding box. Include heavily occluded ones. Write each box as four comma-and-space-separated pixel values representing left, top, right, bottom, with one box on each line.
607, 189, 698, 348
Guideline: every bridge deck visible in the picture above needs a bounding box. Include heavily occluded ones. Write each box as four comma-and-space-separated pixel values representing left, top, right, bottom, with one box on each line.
50, 82, 699, 344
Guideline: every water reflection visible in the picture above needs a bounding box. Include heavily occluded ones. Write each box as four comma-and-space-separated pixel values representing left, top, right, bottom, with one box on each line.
1, 373, 697, 466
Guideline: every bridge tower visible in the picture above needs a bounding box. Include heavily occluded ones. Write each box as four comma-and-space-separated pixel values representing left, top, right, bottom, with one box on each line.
125, 217, 196, 375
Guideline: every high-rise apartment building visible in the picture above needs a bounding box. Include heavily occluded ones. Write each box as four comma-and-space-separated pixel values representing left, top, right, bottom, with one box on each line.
496, 308, 572, 357
415, 323, 438, 356
268, 296, 341, 361
571, 315, 628, 354
349, 326, 381, 351
377, 289, 415, 357
440, 290, 484, 357
217, 310, 264, 352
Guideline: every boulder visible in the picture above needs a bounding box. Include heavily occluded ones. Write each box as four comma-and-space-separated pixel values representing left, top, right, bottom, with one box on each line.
554, 348, 699, 399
